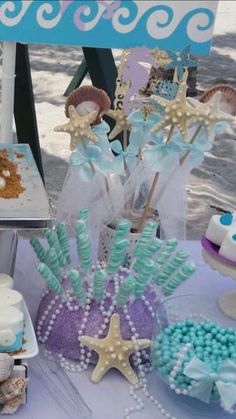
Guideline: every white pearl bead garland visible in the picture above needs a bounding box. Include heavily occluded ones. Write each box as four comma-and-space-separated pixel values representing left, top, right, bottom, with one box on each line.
168, 343, 192, 395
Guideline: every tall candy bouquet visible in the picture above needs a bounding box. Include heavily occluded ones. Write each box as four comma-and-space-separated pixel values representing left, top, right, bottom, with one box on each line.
55, 46, 235, 242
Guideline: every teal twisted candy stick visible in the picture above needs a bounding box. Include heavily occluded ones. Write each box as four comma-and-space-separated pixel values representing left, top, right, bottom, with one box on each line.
56, 223, 71, 264
155, 239, 178, 267
107, 238, 130, 274
133, 238, 162, 273
30, 237, 47, 262
162, 262, 196, 296
75, 220, 92, 270
134, 221, 159, 257
134, 259, 156, 297
93, 270, 106, 302
78, 208, 89, 224
37, 263, 63, 296
68, 269, 86, 305
155, 249, 189, 285
115, 219, 131, 241
45, 229, 61, 253
116, 275, 135, 306
44, 247, 60, 280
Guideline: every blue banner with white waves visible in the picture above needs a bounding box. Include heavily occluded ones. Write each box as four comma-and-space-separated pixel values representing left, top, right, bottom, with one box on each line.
0, 1, 218, 54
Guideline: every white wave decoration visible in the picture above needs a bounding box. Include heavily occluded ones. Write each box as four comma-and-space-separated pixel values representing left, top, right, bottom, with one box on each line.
0, 0, 33, 27
112, 2, 148, 34
36, 2, 63, 29
187, 11, 215, 43
73, 3, 104, 32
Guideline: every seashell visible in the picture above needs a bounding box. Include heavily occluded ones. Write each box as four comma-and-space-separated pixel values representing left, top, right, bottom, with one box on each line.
200, 84, 236, 116
0, 353, 14, 383
1, 394, 25, 415
0, 377, 27, 403
65, 85, 111, 125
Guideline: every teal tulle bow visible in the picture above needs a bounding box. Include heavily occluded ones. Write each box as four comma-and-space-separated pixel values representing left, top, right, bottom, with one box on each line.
92, 120, 111, 152
184, 357, 236, 411
70, 144, 111, 181
128, 110, 162, 152
173, 131, 213, 166
110, 140, 136, 176
143, 141, 182, 173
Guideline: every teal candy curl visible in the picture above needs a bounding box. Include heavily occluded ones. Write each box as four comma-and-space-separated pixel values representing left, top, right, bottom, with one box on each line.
56, 223, 71, 264
93, 270, 106, 302
30, 237, 47, 262
68, 269, 86, 305
37, 263, 63, 296
116, 275, 135, 306
44, 247, 60, 280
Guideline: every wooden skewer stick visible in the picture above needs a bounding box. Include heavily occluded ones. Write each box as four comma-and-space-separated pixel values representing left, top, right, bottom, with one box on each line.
136, 124, 175, 233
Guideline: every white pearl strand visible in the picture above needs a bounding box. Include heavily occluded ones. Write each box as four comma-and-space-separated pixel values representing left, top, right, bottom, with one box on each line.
169, 343, 192, 395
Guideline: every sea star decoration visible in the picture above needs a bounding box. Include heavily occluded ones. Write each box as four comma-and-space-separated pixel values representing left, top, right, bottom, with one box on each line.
164, 45, 197, 80
54, 105, 98, 151
151, 82, 198, 141
188, 91, 235, 136
80, 313, 150, 384
106, 109, 132, 140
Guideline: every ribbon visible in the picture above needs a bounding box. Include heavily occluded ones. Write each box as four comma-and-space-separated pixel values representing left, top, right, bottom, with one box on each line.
128, 110, 162, 152
173, 132, 212, 166
110, 140, 136, 176
183, 357, 236, 411
70, 144, 111, 181
143, 141, 182, 173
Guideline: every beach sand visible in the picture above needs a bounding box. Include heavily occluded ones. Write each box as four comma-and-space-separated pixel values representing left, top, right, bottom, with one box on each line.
2, 1, 236, 239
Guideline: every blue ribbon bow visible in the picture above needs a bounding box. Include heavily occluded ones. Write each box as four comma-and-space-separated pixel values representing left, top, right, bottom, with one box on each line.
184, 357, 236, 411
128, 110, 162, 152
143, 141, 182, 173
70, 144, 111, 182
110, 140, 136, 176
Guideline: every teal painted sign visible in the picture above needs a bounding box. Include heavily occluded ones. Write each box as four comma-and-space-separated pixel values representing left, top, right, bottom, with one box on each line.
0, 1, 218, 54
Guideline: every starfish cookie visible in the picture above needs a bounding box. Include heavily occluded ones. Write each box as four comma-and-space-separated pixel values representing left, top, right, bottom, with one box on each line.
80, 313, 150, 384
151, 82, 197, 141
188, 92, 235, 137
54, 105, 98, 151
106, 109, 132, 140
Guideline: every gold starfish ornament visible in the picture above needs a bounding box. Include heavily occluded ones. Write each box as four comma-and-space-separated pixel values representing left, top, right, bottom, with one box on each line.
106, 109, 132, 140
151, 82, 198, 141
188, 91, 235, 136
80, 313, 150, 384
54, 105, 98, 151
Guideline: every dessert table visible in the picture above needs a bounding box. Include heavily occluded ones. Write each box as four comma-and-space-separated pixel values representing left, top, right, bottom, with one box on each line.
13, 238, 236, 419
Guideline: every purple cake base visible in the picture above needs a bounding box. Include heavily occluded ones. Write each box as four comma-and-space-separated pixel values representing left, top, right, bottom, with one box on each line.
201, 236, 236, 267
36, 277, 166, 364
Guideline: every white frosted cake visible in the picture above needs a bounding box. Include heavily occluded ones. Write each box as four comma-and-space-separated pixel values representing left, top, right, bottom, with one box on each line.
0, 289, 23, 310
0, 306, 24, 352
205, 213, 236, 262
0, 273, 14, 289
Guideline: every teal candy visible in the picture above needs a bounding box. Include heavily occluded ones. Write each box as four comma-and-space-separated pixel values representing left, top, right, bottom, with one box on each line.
75, 220, 92, 269
134, 221, 159, 257
44, 247, 60, 280
220, 213, 233, 226
45, 230, 61, 254
30, 237, 47, 262
162, 262, 196, 296
37, 262, 63, 295
134, 259, 156, 297
68, 269, 86, 305
78, 208, 89, 224
56, 223, 71, 264
93, 270, 106, 302
107, 234, 130, 274
116, 275, 135, 306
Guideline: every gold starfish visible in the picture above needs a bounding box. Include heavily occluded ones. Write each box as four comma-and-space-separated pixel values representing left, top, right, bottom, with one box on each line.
151, 82, 198, 141
54, 105, 98, 151
80, 313, 150, 384
106, 109, 132, 140
152, 48, 172, 67
188, 91, 235, 136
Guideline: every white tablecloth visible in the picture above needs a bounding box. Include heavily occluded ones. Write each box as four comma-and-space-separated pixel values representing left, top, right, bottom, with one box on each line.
13, 239, 236, 419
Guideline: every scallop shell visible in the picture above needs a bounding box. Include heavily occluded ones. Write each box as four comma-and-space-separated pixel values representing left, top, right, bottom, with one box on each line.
200, 84, 236, 116
0, 377, 27, 403
0, 353, 14, 383
65, 85, 111, 125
